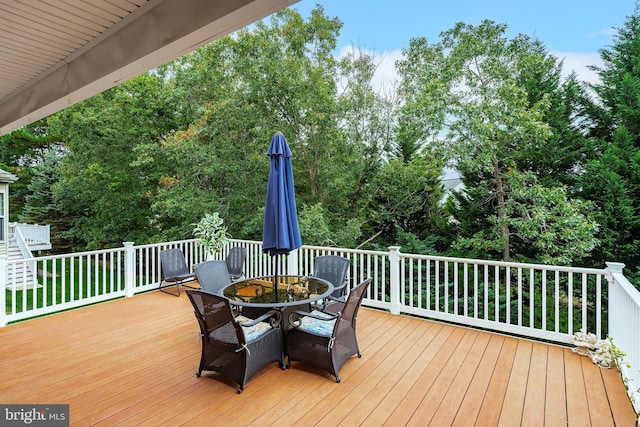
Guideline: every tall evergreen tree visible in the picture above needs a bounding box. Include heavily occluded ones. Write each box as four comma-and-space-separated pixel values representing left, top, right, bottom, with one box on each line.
20, 150, 74, 253
579, 2, 640, 282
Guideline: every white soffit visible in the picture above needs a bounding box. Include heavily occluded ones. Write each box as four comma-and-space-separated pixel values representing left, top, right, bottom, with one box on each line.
0, 0, 298, 135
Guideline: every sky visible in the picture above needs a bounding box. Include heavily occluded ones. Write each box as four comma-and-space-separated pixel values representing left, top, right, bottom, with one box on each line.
292, 0, 635, 89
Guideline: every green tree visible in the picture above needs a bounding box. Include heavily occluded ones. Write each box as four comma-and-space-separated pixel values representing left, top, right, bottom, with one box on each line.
0, 121, 61, 220
454, 172, 599, 264
49, 73, 178, 249
397, 21, 599, 263
19, 149, 74, 253
365, 155, 445, 248
579, 2, 640, 282
137, 7, 348, 242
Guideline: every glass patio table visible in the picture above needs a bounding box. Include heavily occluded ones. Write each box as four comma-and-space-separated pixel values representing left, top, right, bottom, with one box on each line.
221, 275, 334, 333
221, 275, 333, 308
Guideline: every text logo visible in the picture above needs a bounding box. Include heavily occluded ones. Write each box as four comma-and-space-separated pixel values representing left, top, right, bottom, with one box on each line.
1, 405, 69, 426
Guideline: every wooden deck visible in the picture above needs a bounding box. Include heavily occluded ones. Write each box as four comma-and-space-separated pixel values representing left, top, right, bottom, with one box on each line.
0, 287, 636, 426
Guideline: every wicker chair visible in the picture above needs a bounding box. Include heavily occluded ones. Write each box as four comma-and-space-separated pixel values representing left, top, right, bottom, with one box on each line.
186, 290, 285, 393
194, 260, 232, 294
159, 248, 196, 296
312, 255, 350, 310
286, 278, 372, 383
225, 247, 247, 281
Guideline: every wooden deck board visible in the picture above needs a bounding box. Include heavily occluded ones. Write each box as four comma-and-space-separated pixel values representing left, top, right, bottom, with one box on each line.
475, 336, 519, 426
451, 334, 505, 426
602, 366, 639, 427
429, 331, 491, 426
583, 356, 616, 427
364, 322, 453, 426
498, 340, 533, 426
407, 330, 484, 426
336, 320, 437, 426
565, 348, 593, 426
545, 344, 568, 426
521, 342, 548, 427
0, 289, 636, 426
384, 326, 466, 426
315, 318, 431, 426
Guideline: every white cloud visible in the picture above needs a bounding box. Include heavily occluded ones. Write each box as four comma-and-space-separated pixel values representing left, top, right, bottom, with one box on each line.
553, 52, 603, 85
336, 46, 403, 93
337, 46, 605, 94
370, 50, 404, 92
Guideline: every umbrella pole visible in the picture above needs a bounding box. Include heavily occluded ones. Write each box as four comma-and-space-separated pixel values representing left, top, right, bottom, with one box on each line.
273, 255, 279, 303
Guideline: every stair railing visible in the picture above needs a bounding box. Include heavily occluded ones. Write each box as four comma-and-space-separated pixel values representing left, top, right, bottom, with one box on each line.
11, 226, 37, 288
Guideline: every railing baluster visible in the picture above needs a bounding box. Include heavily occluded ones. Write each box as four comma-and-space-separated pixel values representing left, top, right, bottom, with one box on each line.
473, 263, 478, 319
517, 267, 522, 326
554, 270, 560, 333
494, 265, 500, 322
506, 266, 511, 325
582, 273, 588, 332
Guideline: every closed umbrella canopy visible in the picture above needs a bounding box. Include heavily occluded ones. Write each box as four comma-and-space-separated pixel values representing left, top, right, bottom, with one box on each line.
262, 132, 302, 257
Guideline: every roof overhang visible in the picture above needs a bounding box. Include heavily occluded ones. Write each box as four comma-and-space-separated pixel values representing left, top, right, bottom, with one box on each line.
0, 168, 18, 183
0, 0, 298, 135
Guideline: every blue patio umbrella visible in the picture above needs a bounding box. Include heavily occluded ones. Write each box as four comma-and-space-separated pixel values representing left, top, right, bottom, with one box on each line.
262, 132, 302, 300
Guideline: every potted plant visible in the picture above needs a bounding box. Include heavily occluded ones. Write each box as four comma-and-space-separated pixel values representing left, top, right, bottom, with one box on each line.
192, 212, 230, 258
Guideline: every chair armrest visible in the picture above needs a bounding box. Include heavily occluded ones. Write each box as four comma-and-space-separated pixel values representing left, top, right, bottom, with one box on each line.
332, 281, 348, 292
238, 309, 282, 328
325, 295, 346, 304
313, 294, 345, 311
288, 309, 339, 328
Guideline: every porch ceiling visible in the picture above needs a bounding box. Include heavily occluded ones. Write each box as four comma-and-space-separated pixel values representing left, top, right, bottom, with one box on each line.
0, 0, 298, 136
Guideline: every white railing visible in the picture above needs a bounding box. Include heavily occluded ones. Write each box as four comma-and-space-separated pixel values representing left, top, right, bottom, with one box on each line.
12, 226, 36, 277
399, 252, 609, 344
0, 239, 614, 340
10, 223, 51, 246
2, 246, 128, 322
1, 239, 638, 405
0, 239, 204, 323
295, 245, 607, 343
607, 262, 640, 414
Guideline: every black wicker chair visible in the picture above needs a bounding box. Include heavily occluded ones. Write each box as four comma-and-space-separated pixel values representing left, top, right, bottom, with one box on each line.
225, 247, 247, 281
159, 248, 196, 296
286, 277, 372, 383
194, 260, 232, 294
312, 255, 350, 310
186, 290, 285, 393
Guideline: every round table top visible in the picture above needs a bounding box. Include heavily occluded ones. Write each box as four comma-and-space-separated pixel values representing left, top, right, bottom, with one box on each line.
221, 275, 333, 308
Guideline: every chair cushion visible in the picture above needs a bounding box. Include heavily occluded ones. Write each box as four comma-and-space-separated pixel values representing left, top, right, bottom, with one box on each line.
236, 315, 273, 343
296, 310, 336, 337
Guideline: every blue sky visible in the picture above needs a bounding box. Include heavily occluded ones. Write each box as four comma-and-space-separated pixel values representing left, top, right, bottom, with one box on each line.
293, 0, 635, 86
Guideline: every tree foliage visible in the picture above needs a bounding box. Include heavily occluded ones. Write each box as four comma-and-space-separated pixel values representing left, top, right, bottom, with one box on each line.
3, 4, 640, 285
397, 20, 599, 263
579, 2, 640, 281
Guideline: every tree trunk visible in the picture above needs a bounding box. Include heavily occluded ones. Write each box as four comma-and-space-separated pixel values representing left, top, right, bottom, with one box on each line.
492, 154, 510, 261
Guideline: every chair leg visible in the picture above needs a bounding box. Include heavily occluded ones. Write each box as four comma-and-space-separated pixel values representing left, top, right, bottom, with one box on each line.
181, 280, 198, 289
159, 280, 180, 297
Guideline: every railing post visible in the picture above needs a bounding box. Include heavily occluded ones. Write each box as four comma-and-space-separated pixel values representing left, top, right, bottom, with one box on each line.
605, 261, 625, 338
123, 242, 135, 297
0, 256, 6, 327
389, 246, 401, 315
605, 261, 625, 275
288, 249, 299, 276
